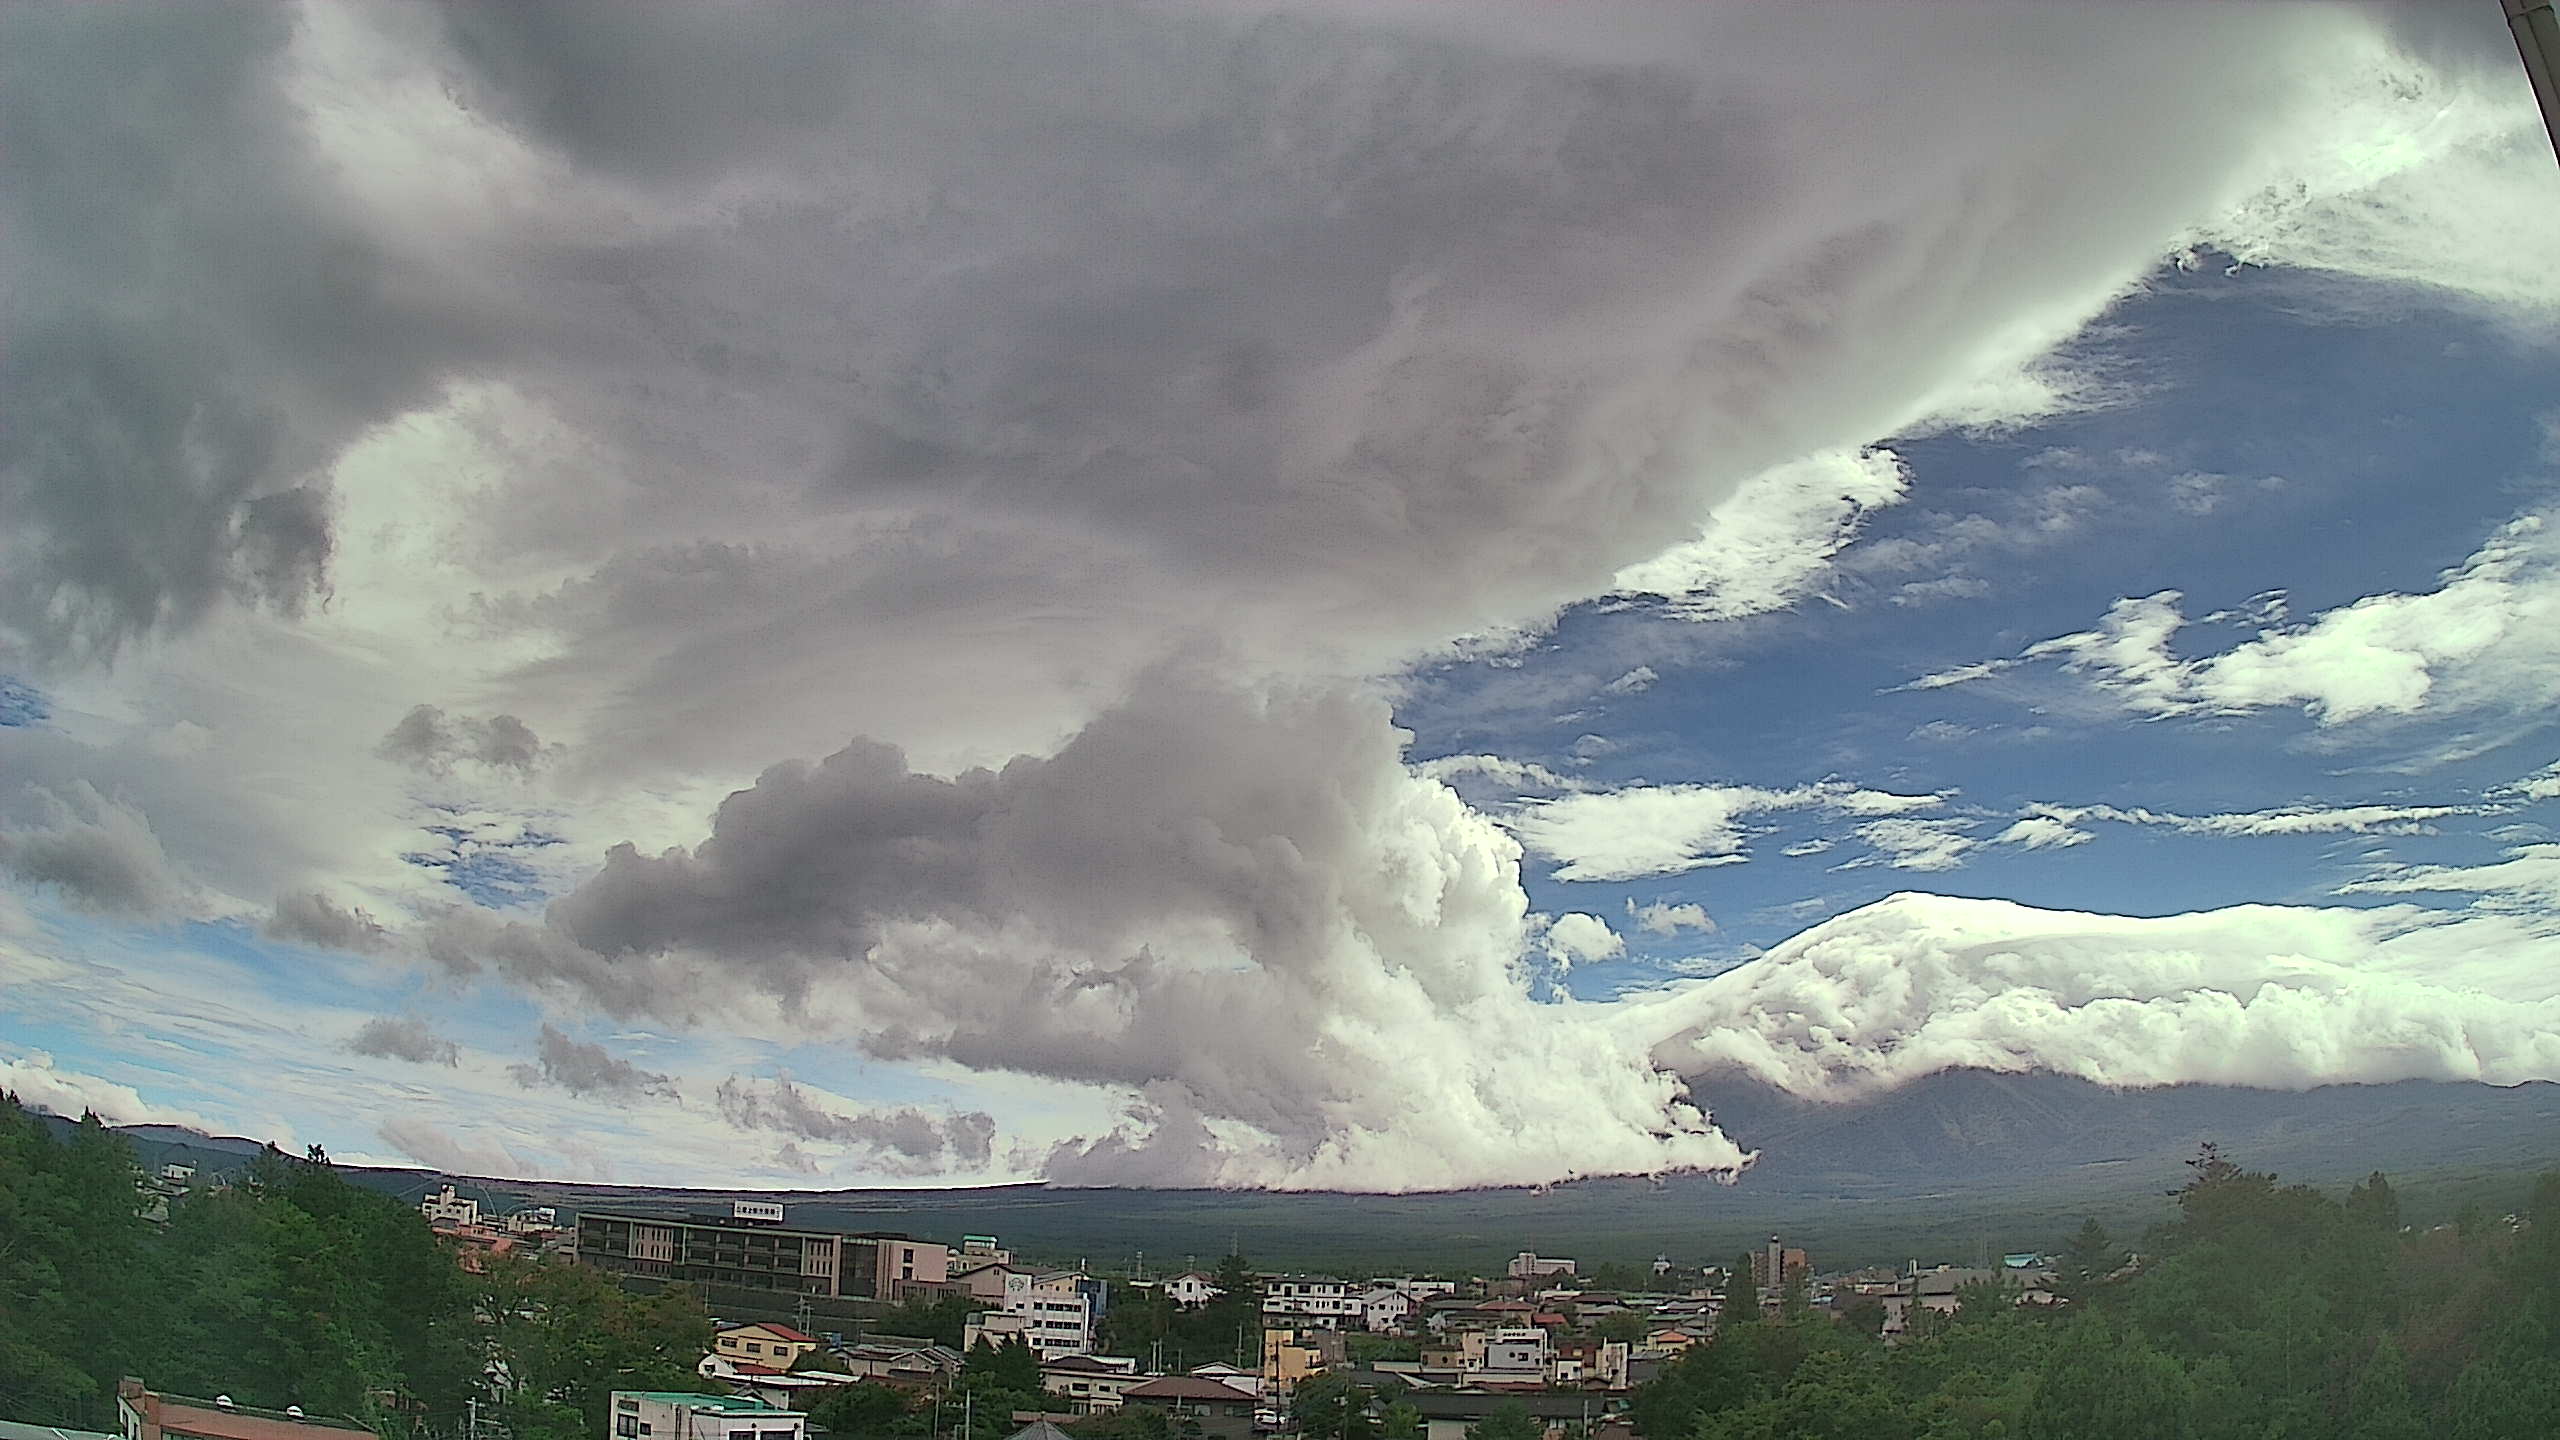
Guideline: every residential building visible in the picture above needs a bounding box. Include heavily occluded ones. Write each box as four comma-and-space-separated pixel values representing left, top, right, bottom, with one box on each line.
1394, 1279, 1460, 1301
1262, 1276, 1359, 1325
417, 1185, 479, 1227
115, 1382, 376, 1440
1260, 1327, 1345, 1396
1506, 1254, 1575, 1281
951, 1235, 1014, 1278
714, 1323, 820, 1371
1409, 1391, 1616, 1440
1119, 1378, 1256, 1440
964, 1310, 1033, 1353
1879, 1265, 2003, 1337
1359, 1286, 1415, 1333
829, 1340, 963, 1391
1186, 1364, 1262, 1399
1549, 1339, 1631, 1390
959, 1261, 1038, 1304
1464, 1329, 1549, 1384
1161, 1271, 1223, 1308
998, 1270, 1110, 1358
610, 1393, 804, 1440
1039, 1355, 1145, 1413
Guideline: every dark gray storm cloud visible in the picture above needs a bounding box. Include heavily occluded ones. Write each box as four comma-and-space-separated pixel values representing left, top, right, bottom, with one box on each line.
0, 783, 184, 917
507, 1023, 674, 1102
6, 0, 2544, 1188
269, 891, 393, 953
348, 1015, 459, 1067
714, 1075, 995, 1175
0, 6, 488, 660
378, 705, 550, 778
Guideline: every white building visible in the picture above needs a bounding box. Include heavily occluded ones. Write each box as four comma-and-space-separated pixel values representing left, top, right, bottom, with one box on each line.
1001, 1270, 1108, 1358
1506, 1253, 1575, 1281
1359, 1286, 1415, 1333
1163, 1271, 1224, 1308
1041, 1355, 1146, 1413
418, 1184, 479, 1227
1263, 1276, 1360, 1325
612, 1392, 804, 1440
505, 1206, 559, 1235
1471, 1329, 1550, 1381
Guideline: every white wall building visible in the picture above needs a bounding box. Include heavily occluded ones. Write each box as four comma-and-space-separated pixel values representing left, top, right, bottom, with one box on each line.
418, 1184, 479, 1227
1472, 1329, 1551, 1381
1506, 1253, 1575, 1281
612, 1393, 804, 1440
1359, 1287, 1415, 1333
505, 1205, 559, 1235
1163, 1271, 1224, 1308
1263, 1276, 1360, 1325
1002, 1270, 1108, 1358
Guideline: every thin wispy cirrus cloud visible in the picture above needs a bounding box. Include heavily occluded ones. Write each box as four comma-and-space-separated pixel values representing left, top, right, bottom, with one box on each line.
0, 0, 2557, 1191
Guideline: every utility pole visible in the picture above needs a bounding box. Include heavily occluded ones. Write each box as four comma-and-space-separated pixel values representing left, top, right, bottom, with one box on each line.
2509, 0, 2560, 164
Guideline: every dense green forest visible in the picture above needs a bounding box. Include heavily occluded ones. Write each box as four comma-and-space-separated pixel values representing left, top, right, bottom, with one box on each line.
0, 1096, 716, 1440
1629, 1146, 2560, 1439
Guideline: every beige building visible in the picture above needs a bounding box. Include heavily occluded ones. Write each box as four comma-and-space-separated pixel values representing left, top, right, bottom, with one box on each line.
1260, 1326, 1345, 1396
714, 1323, 821, 1370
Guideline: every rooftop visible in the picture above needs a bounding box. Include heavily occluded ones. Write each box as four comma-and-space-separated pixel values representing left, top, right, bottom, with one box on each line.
149, 1400, 376, 1440
0, 1422, 121, 1440
615, 1394, 801, 1414
1122, 1378, 1256, 1404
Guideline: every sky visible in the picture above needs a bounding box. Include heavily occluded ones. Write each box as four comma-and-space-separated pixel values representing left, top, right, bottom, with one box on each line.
4, 0, 2560, 1193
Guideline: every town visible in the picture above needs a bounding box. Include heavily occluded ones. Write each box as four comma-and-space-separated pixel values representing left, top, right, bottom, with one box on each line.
7, 1097, 2557, 1440
71, 1181, 2072, 1440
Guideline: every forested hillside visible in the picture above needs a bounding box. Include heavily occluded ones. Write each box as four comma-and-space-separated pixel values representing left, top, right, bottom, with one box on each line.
1630, 1147, 2560, 1439
0, 1097, 716, 1440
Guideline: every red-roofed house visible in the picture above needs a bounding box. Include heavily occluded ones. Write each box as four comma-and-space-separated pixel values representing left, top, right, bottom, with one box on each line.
715, 1322, 821, 1371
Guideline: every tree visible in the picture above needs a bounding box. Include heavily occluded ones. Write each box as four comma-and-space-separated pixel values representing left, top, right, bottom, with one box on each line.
2446, 1349, 2560, 1440
2021, 1326, 2192, 1440
810, 1382, 913, 1438
1722, 1255, 1759, 1326
1593, 1312, 1649, 1346
1291, 1374, 1374, 1440
1462, 1401, 1541, 1440
963, 1334, 1043, 1395
1380, 1401, 1423, 1440
881, 1291, 986, 1348
480, 1253, 717, 1440
2345, 1340, 2425, 1440
2346, 1173, 2403, 1235
2060, 1218, 2116, 1295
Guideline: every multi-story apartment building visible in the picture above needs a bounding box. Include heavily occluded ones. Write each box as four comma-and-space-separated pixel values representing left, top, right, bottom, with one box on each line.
1261, 1276, 1360, 1325
575, 1201, 948, 1301
995, 1269, 1110, 1358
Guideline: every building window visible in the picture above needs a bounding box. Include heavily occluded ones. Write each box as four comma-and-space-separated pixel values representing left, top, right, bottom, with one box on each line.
616, 1419, 638, 1437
